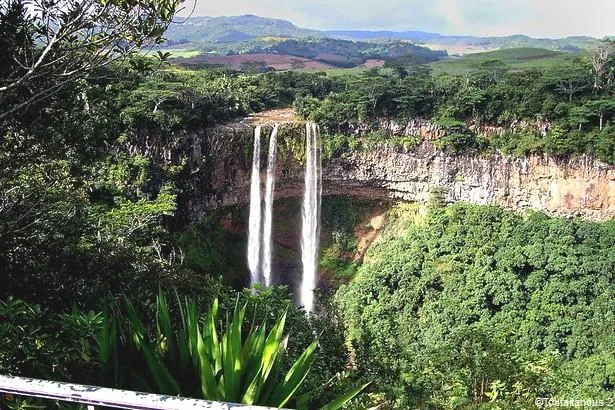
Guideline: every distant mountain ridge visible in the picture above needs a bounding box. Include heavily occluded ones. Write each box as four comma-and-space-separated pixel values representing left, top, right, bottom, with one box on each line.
327, 30, 598, 53
325, 30, 446, 42
164, 15, 319, 46
163, 15, 447, 69
164, 15, 600, 53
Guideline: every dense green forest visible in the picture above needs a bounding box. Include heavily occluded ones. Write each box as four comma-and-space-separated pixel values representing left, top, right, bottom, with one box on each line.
338, 203, 615, 408
295, 45, 615, 162
2, 0, 615, 408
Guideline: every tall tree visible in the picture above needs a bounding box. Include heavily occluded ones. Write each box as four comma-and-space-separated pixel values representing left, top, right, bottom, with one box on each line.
585, 100, 615, 130
589, 40, 615, 95
0, 0, 183, 120
542, 62, 591, 102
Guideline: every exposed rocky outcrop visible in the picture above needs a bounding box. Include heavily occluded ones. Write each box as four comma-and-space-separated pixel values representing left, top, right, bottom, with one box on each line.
123, 119, 615, 222
325, 143, 615, 220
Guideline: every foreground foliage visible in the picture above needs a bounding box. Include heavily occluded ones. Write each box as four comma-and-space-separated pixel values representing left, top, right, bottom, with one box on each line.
0, 288, 361, 409
0, 0, 182, 120
99, 290, 366, 408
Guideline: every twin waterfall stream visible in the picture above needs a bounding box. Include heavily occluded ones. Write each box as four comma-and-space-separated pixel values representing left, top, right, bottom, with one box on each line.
247, 123, 322, 313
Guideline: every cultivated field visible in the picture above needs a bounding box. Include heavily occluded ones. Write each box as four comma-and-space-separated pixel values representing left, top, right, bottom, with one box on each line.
359, 59, 386, 68
173, 53, 336, 70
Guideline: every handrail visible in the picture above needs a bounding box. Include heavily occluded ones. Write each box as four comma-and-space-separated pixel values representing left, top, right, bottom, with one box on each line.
0, 375, 274, 409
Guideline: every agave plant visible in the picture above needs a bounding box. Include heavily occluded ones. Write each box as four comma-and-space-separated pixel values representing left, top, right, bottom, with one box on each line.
96, 290, 367, 409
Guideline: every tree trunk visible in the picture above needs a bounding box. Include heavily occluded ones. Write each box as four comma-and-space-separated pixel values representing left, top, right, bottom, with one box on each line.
600, 112, 604, 130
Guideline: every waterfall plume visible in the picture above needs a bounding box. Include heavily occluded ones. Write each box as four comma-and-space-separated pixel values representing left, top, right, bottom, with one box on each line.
262, 124, 279, 286
247, 125, 262, 289
300, 122, 322, 313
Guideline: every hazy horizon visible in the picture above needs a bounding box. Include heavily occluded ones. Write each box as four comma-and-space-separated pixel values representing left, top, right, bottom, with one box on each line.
180, 0, 614, 39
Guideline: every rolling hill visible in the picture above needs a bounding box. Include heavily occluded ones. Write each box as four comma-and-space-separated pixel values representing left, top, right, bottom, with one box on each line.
429, 47, 581, 74
163, 15, 318, 47
170, 36, 447, 70
163, 15, 600, 54
160, 15, 601, 73
325, 31, 598, 54
163, 16, 447, 70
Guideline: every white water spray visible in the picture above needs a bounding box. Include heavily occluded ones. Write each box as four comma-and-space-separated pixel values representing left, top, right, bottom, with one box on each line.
247, 125, 262, 288
262, 124, 279, 286
300, 122, 322, 313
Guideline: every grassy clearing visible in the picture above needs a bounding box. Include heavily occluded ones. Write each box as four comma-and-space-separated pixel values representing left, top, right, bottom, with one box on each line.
293, 48, 579, 77
165, 49, 202, 58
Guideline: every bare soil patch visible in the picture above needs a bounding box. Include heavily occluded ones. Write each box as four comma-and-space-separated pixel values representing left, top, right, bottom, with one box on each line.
359, 59, 386, 68
179, 53, 335, 70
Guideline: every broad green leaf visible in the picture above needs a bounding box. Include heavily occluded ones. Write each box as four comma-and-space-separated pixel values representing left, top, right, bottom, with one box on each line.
270, 340, 318, 408
156, 289, 177, 364
197, 325, 220, 400
140, 341, 181, 395
320, 382, 371, 410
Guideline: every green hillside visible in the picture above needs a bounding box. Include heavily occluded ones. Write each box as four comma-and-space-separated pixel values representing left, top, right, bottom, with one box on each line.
160, 16, 598, 73
163, 15, 319, 47
430, 47, 579, 74
162, 15, 600, 55
328, 31, 598, 53
162, 15, 446, 69
457, 34, 598, 52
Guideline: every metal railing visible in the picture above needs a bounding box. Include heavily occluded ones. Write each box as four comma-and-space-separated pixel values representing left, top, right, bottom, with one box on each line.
0, 375, 273, 410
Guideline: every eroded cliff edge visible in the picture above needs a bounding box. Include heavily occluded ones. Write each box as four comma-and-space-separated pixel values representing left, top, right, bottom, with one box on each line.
327, 144, 615, 220
125, 118, 615, 222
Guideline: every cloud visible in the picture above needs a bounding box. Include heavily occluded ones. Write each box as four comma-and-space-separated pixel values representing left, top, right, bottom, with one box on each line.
185, 0, 615, 38
433, 0, 615, 37
434, 0, 469, 33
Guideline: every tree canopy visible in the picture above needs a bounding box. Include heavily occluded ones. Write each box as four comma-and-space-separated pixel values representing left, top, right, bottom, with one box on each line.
337, 203, 615, 408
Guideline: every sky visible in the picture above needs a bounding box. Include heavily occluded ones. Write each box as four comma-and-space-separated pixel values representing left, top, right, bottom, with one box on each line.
184, 0, 614, 38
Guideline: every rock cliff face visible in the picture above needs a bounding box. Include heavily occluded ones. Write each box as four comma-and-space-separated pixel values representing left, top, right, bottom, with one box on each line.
127, 122, 615, 222
325, 143, 615, 220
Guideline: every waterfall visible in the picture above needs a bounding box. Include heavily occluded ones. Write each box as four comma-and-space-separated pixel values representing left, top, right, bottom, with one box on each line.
262, 124, 279, 286
247, 125, 262, 289
300, 122, 322, 313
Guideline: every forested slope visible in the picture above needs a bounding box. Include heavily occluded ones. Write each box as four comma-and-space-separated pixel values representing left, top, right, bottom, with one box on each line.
338, 203, 615, 407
